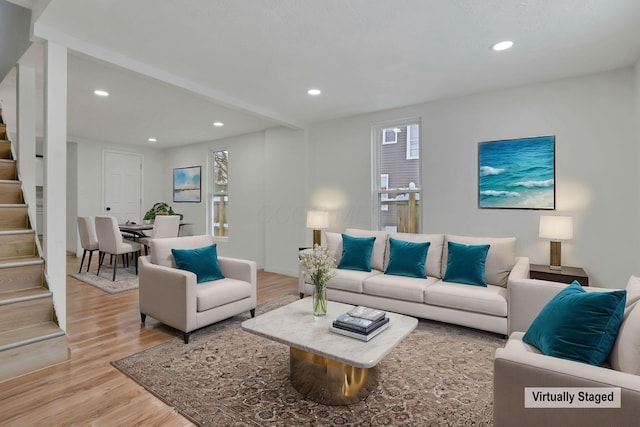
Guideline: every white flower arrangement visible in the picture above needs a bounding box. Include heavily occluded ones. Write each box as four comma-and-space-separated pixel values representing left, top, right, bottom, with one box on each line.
299, 244, 337, 289
299, 244, 336, 315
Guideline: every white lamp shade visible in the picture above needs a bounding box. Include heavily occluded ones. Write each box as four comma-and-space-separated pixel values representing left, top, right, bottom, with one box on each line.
539, 216, 573, 240
306, 210, 329, 229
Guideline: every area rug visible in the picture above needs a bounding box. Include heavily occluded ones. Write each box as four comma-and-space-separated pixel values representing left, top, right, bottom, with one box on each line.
70, 265, 138, 294
112, 295, 505, 426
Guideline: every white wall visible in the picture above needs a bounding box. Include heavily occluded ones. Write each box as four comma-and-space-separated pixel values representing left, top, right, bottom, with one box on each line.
264, 127, 307, 275
308, 67, 639, 288
161, 128, 307, 275
71, 139, 165, 254
163, 132, 267, 268
0, 0, 31, 81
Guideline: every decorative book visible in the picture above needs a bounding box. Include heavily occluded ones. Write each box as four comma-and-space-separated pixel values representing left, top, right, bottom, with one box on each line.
329, 322, 390, 341
347, 306, 386, 322
333, 314, 389, 334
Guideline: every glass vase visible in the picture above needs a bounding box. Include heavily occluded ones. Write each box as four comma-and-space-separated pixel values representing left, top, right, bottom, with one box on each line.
312, 285, 327, 316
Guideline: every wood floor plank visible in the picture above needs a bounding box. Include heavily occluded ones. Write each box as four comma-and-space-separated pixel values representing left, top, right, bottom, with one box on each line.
0, 254, 298, 425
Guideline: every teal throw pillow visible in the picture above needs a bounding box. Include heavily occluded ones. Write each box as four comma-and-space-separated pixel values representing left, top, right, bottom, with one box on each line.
443, 241, 490, 286
171, 244, 225, 284
337, 234, 376, 272
384, 238, 430, 279
523, 282, 626, 366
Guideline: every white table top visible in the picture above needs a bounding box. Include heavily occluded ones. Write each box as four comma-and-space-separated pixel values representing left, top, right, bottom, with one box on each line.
241, 297, 418, 368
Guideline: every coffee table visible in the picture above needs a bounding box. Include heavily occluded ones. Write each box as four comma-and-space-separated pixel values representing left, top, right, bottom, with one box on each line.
241, 297, 418, 405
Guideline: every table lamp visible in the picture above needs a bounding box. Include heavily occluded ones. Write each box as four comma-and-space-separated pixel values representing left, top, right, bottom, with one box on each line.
306, 210, 328, 247
539, 215, 573, 270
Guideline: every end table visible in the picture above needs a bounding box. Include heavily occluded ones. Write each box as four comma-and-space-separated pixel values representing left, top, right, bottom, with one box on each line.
529, 264, 589, 286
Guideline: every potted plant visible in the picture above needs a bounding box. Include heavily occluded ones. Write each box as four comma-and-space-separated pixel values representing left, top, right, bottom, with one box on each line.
143, 202, 182, 223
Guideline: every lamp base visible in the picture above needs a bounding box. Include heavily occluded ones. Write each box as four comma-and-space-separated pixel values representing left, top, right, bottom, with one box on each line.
312, 229, 321, 247
549, 241, 562, 270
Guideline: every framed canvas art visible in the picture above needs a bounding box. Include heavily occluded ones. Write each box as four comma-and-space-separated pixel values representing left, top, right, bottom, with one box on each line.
478, 136, 555, 209
173, 166, 201, 203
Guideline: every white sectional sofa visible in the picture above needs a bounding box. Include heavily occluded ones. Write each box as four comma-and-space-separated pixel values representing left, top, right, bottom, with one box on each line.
494, 277, 640, 426
299, 228, 530, 335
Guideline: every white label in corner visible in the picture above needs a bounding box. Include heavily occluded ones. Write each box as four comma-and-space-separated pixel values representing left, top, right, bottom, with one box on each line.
524, 387, 621, 408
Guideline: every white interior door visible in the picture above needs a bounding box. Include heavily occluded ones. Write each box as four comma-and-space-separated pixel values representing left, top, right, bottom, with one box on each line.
103, 151, 142, 223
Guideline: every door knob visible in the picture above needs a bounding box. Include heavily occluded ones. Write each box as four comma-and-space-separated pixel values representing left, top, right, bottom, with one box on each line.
106, 207, 111, 211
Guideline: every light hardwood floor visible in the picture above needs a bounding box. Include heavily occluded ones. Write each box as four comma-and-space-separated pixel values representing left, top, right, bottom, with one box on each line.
0, 254, 298, 426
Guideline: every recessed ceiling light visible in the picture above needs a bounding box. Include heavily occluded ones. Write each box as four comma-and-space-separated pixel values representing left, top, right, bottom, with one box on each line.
94, 89, 109, 97
213, 122, 224, 127
491, 41, 514, 51
147, 138, 157, 143
307, 89, 321, 96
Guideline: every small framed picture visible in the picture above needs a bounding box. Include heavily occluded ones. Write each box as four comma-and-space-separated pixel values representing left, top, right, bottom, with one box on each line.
173, 166, 201, 203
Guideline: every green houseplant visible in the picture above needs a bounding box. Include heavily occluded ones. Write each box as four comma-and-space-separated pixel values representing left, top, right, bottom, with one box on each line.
143, 202, 182, 222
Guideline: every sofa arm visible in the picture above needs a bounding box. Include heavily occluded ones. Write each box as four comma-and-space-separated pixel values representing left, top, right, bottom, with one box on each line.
508, 278, 567, 334
218, 256, 257, 306
508, 256, 530, 281
494, 335, 640, 426
218, 257, 257, 286
139, 256, 198, 332
508, 278, 615, 334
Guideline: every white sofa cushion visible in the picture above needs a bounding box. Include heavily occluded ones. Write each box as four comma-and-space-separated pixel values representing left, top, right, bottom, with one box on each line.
345, 228, 388, 271
442, 235, 516, 287
609, 276, 640, 374
363, 274, 438, 303
324, 231, 343, 264
387, 232, 444, 278
151, 234, 214, 268
609, 303, 640, 374
196, 278, 252, 312
624, 275, 640, 312
326, 269, 382, 293
425, 281, 508, 317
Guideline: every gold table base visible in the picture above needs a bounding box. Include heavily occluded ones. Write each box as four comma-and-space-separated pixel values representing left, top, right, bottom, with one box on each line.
289, 347, 379, 405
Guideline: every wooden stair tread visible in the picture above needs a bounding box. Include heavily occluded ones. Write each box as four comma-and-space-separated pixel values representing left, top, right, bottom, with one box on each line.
0, 256, 42, 268
0, 229, 35, 236
0, 287, 51, 305
0, 322, 65, 351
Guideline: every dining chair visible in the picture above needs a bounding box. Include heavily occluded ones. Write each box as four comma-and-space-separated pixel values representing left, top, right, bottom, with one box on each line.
77, 216, 99, 273
95, 216, 143, 281
138, 215, 180, 255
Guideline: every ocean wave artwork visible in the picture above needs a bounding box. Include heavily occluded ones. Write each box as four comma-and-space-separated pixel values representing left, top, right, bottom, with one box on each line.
478, 136, 555, 209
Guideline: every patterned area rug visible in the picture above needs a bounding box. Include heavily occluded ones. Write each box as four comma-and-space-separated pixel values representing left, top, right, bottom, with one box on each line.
112, 295, 505, 426
70, 265, 138, 294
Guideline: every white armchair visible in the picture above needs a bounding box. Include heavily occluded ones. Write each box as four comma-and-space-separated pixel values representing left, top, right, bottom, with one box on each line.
494, 278, 640, 426
139, 235, 256, 343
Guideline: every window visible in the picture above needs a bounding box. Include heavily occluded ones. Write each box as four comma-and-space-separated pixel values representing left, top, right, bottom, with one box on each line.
211, 149, 228, 237
406, 124, 419, 159
382, 128, 398, 144
373, 120, 421, 233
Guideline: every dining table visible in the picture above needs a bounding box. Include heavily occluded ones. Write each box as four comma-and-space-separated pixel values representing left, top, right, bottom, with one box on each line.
119, 222, 190, 240
118, 223, 153, 240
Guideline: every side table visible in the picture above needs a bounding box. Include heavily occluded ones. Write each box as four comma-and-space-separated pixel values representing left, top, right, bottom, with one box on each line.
529, 264, 589, 286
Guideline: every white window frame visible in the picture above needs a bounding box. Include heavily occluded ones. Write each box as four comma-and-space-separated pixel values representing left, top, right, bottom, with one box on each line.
210, 149, 229, 239
406, 124, 419, 159
382, 128, 398, 144
371, 118, 422, 232
380, 173, 389, 211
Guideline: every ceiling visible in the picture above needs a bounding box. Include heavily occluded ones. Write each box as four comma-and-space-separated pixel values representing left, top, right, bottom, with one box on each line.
2, 0, 640, 147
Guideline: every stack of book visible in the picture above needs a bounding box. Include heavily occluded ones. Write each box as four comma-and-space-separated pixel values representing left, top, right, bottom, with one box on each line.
330, 306, 390, 341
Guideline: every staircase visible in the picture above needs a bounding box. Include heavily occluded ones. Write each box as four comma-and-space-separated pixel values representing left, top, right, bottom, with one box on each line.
0, 109, 69, 382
